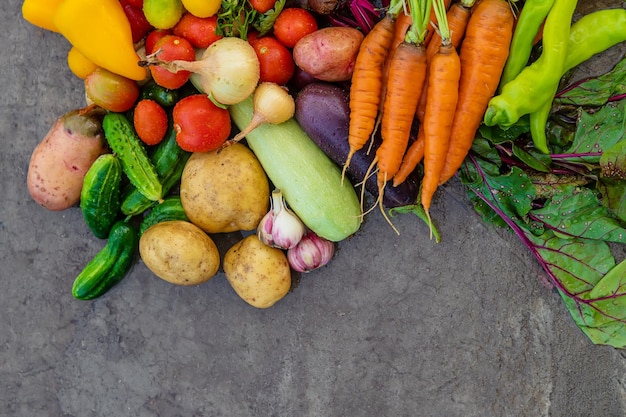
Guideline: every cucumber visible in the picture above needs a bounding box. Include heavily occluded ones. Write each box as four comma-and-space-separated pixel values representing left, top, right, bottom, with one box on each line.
72, 221, 138, 300
120, 124, 191, 216
141, 79, 179, 107
139, 195, 189, 235
229, 97, 362, 242
103, 112, 163, 202
80, 153, 122, 239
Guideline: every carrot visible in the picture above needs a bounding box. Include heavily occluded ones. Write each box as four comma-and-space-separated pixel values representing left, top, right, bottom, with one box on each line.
394, 0, 474, 187
376, 41, 428, 190
370, 7, 414, 152
420, 0, 462, 234
344, 9, 400, 180
438, 0, 514, 185
392, 126, 425, 187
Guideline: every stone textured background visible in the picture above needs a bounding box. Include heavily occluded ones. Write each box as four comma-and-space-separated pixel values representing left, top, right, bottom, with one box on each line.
2, 0, 625, 416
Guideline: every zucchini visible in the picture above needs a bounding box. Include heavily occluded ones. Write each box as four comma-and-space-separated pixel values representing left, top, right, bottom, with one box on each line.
229, 97, 361, 241
72, 220, 138, 300
139, 195, 189, 235
103, 112, 163, 201
80, 153, 122, 239
120, 124, 192, 216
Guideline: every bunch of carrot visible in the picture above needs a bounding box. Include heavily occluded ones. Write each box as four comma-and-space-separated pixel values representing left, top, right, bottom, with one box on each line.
345, 0, 515, 236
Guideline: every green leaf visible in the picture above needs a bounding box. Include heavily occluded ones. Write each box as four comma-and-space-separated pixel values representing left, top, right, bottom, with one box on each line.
555, 58, 626, 107
529, 186, 626, 243
597, 178, 626, 223
563, 101, 626, 163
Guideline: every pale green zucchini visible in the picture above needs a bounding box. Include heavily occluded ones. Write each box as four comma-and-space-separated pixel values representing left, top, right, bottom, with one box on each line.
229, 97, 361, 242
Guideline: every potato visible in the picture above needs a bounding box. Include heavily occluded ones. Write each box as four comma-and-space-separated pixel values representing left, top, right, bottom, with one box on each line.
139, 220, 220, 286
223, 234, 291, 308
27, 106, 107, 211
292, 27, 364, 82
180, 143, 270, 234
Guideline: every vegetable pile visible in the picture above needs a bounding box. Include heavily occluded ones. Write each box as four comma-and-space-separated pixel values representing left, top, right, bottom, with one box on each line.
21, 0, 626, 347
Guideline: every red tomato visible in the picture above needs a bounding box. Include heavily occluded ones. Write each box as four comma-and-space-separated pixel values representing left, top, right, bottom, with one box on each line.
172, 13, 222, 49
149, 35, 196, 89
249, 0, 277, 13
133, 99, 169, 145
172, 95, 231, 152
273, 8, 318, 49
252, 36, 295, 85
145, 29, 172, 55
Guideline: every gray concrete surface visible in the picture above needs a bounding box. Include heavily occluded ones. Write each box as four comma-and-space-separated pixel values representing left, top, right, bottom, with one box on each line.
2, 1, 626, 416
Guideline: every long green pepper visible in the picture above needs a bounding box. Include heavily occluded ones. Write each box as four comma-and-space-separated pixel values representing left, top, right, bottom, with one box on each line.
529, 9, 626, 153
499, 0, 556, 89
483, 0, 578, 136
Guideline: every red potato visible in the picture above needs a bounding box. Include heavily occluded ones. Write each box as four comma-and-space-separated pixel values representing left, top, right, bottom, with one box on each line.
27, 105, 108, 211
292, 27, 364, 82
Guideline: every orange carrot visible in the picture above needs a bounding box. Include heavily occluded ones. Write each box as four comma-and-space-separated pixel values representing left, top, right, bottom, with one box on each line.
392, 123, 425, 187
344, 13, 397, 179
394, 0, 472, 187
420, 0, 461, 232
438, 0, 514, 185
376, 42, 428, 190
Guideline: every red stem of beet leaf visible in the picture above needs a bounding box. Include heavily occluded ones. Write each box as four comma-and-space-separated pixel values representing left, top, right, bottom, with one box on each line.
462, 153, 626, 325
328, 0, 381, 33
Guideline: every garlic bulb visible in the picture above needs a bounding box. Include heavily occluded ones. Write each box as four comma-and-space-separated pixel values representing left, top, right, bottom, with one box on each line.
287, 230, 335, 273
257, 189, 305, 250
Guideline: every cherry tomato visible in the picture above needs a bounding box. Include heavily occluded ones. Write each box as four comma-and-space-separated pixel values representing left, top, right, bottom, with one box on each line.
172, 95, 231, 152
272, 8, 318, 49
252, 36, 295, 85
172, 13, 222, 49
249, 0, 277, 13
133, 99, 169, 145
145, 29, 172, 55
149, 35, 196, 90
84, 68, 139, 112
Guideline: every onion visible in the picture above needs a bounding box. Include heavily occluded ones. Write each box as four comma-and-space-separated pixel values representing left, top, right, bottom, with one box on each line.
222, 82, 296, 148
146, 37, 260, 106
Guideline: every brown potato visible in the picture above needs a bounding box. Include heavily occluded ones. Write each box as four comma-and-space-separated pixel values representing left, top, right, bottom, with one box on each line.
293, 27, 364, 82
27, 106, 107, 211
223, 235, 291, 308
180, 143, 270, 234
139, 220, 220, 286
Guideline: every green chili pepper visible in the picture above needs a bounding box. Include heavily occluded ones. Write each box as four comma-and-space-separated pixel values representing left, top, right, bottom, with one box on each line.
499, 0, 556, 89
483, 0, 578, 128
529, 9, 626, 154
563, 8, 626, 73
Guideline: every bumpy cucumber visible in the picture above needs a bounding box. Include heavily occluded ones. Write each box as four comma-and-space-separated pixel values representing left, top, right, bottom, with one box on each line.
139, 196, 189, 235
120, 125, 191, 216
103, 112, 163, 201
80, 154, 122, 239
72, 221, 138, 300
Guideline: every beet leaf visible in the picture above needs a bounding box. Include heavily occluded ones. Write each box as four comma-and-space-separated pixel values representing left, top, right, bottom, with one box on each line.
457, 57, 626, 347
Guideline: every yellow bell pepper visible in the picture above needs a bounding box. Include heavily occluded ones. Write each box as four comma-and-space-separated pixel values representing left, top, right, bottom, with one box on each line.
53, 0, 147, 81
21, 0, 64, 32
67, 46, 98, 79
